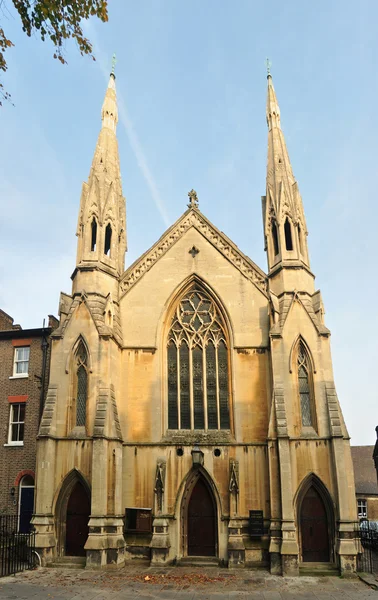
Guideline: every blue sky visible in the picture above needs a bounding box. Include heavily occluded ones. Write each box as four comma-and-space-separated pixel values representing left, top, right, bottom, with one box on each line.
1, 1, 377, 445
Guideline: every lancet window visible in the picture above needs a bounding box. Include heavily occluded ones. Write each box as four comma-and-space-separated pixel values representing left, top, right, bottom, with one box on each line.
167, 287, 231, 430
298, 223, 304, 256
91, 217, 97, 252
297, 342, 314, 427
271, 220, 279, 256
284, 217, 293, 251
104, 223, 112, 256
75, 341, 88, 427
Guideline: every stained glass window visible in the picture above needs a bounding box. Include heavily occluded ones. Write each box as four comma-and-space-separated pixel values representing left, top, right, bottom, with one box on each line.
76, 341, 88, 427
206, 343, 217, 429
297, 342, 313, 427
168, 341, 178, 429
167, 287, 231, 430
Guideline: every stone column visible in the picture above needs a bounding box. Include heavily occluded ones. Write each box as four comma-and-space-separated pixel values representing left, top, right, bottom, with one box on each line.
228, 459, 245, 567
151, 460, 171, 565
85, 439, 125, 569
278, 437, 299, 576
267, 440, 282, 575
32, 437, 57, 565
326, 383, 358, 575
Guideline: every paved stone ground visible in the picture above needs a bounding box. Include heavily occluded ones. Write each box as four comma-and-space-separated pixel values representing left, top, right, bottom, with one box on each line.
0, 566, 377, 600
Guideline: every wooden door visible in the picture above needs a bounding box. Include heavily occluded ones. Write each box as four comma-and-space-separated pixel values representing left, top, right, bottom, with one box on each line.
65, 482, 90, 557
188, 478, 216, 556
300, 486, 329, 562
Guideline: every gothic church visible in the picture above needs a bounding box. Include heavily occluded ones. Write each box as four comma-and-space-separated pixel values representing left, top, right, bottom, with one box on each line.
32, 70, 358, 575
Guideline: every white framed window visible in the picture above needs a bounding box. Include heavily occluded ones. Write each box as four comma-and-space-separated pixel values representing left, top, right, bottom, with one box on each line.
8, 403, 25, 445
13, 346, 30, 377
357, 499, 367, 518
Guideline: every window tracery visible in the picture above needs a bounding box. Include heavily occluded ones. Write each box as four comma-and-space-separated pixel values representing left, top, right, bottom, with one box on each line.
167, 287, 231, 430
75, 341, 88, 427
297, 341, 314, 427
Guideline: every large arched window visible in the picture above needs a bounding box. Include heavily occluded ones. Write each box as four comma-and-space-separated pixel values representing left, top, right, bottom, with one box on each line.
297, 341, 314, 427
167, 286, 231, 430
75, 341, 88, 427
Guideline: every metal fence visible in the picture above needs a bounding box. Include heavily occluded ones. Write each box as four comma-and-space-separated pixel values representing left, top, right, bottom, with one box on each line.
0, 515, 37, 577
356, 520, 378, 575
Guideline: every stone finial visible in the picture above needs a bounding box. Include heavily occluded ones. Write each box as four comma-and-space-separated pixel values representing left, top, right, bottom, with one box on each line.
266, 57, 272, 77
111, 53, 116, 77
187, 189, 199, 209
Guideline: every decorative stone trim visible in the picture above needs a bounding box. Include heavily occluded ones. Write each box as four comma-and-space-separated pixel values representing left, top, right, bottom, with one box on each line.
325, 383, 343, 437
274, 384, 288, 437
120, 209, 268, 298
38, 385, 58, 436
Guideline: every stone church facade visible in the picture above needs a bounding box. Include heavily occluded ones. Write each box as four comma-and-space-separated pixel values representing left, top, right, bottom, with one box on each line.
32, 71, 358, 575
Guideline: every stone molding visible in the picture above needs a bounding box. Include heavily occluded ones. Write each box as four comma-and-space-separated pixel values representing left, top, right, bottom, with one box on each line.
325, 383, 343, 437
274, 384, 288, 437
38, 385, 58, 436
120, 209, 268, 298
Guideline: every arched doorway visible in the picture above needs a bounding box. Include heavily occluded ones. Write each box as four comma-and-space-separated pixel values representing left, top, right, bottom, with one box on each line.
55, 470, 91, 558
65, 481, 90, 556
186, 477, 216, 557
300, 486, 329, 562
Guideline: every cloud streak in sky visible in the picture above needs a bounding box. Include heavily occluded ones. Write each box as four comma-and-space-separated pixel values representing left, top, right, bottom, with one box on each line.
84, 22, 170, 228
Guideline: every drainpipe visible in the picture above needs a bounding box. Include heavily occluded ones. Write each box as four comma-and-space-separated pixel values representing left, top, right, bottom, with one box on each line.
39, 322, 49, 423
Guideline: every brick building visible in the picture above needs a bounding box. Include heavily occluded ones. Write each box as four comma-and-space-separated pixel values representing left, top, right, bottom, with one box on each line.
0, 309, 56, 531
351, 445, 378, 521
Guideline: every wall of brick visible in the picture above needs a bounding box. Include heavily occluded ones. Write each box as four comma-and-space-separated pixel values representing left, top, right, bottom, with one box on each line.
0, 328, 52, 515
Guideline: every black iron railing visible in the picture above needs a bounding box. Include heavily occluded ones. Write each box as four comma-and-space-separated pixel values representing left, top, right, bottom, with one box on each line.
356, 520, 378, 574
0, 515, 37, 577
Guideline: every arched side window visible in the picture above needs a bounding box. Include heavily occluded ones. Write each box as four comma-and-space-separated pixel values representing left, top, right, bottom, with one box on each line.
297, 342, 315, 427
167, 287, 231, 431
284, 217, 293, 251
104, 223, 112, 256
75, 342, 88, 427
271, 220, 279, 256
91, 217, 97, 252
298, 223, 304, 256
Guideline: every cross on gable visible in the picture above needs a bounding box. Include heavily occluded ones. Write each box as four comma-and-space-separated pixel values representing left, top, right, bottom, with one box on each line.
187, 189, 199, 208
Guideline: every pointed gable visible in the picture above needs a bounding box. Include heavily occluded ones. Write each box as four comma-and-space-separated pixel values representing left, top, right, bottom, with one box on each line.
120, 207, 268, 299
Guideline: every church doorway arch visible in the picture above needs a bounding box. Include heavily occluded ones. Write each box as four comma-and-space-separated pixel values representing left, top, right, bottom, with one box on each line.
297, 476, 334, 563
65, 482, 90, 556
180, 469, 217, 557
55, 470, 91, 558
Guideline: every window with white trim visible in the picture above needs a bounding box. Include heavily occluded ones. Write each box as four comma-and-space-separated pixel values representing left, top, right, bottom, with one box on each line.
167, 286, 231, 431
8, 403, 25, 445
357, 499, 367, 518
13, 347, 30, 376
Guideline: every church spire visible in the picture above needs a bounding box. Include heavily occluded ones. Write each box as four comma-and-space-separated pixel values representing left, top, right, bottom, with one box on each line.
262, 70, 313, 295
73, 64, 126, 295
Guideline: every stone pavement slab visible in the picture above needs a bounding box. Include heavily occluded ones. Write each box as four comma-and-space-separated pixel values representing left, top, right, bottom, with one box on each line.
0, 566, 376, 600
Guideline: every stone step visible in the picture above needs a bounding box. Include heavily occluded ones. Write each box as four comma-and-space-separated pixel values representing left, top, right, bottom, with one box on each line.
178, 556, 219, 568
300, 562, 339, 577
50, 556, 86, 569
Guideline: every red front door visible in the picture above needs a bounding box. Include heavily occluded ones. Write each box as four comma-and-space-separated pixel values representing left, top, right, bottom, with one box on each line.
301, 486, 330, 562
188, 478, 216, 556
65, 482, 90, 557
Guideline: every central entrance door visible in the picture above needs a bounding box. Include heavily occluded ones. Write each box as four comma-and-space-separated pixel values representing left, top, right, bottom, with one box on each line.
300, 486, 329, 562
188, 478, 216, 556
65, 481, 90, 556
